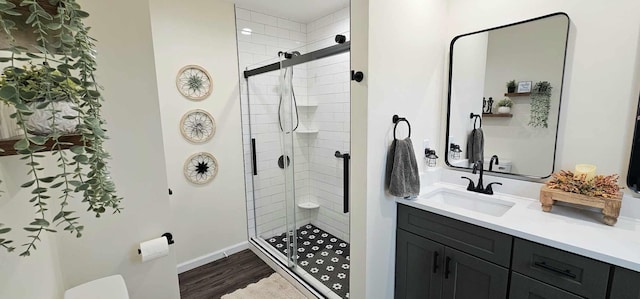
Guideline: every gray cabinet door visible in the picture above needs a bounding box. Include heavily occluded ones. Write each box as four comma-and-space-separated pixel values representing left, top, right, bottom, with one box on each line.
395, 229, 444, 299
510, 272, 583, 299
441, 247, 508, 299
610, 267, 640, 299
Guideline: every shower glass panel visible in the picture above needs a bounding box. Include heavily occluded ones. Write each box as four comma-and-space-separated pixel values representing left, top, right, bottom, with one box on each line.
242, 31, 351, 299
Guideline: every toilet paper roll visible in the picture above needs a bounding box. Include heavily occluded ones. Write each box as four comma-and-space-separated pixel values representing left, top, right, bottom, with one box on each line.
139, 236, 169, 262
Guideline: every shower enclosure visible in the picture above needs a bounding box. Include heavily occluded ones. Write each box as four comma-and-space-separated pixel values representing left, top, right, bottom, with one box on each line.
241, 33, 351, 298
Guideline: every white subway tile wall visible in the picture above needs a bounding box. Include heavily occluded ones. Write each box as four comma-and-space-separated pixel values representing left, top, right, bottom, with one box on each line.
236, 6, 351, 242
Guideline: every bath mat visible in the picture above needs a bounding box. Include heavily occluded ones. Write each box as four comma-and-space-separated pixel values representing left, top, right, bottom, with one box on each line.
221, 273, 308, 299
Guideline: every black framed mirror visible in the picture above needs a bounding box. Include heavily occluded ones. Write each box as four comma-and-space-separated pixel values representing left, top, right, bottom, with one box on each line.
445, 12, 570, 179
627, 92, 640, 192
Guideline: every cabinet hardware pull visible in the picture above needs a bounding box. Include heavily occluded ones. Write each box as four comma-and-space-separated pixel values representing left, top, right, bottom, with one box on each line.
534, 261, 577, 279
444, 256, 451, 279
432, 251, 439, 273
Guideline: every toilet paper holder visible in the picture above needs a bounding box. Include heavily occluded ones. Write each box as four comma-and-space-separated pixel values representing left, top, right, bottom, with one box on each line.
137, 232, 174, 254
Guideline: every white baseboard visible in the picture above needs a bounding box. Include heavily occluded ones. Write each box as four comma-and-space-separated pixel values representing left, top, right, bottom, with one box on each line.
177, 241, 249, 274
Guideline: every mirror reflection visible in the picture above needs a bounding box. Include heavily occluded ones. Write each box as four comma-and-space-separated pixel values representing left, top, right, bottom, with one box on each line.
446, 13, 570, 178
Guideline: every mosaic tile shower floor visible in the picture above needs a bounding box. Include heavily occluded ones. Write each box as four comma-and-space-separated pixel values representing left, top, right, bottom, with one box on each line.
266, 224, 350, 298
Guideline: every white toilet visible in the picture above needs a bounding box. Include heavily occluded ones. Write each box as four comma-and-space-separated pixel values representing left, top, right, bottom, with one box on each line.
64, 275, 129, 299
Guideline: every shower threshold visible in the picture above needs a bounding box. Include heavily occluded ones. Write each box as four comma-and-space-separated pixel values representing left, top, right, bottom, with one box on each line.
266, 224, 350, 299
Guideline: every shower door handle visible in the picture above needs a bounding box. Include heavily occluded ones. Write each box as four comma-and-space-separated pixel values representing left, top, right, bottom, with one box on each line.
335, 151, 351, 213
251, 138, 257, 175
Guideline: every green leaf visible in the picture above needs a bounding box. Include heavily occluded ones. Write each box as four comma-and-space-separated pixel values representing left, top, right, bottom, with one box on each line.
21, 180, 35, 188
76, 10, 90, 18
50, 181, 64, 188
23, 227, 41, 232
15, 103, 30, 112
30, 219, 50, 227
0, 228, 10, 234
28, 136, 47, 145
13, 139, 29, 151
32, 187, 47, 194
25, 52, 41, 59
70, 146, 84, 154
39, 176, 56, 183
0, 57, 10, 62
0, 85, 17, 101
21, 90, 37, 100
87, 90, 100, 98
73, 155, 88, 163
2, 9, 21, 16
46, 22, 61, 30
68, 180, 82, 187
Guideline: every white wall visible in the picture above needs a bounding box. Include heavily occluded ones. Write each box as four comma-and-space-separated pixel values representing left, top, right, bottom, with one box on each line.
0, 157, 64, 299
447, 0, 640, 184
351, 0, 449, 298
53, 0, 181, 298
481, 15, 567, 177
148, 0, 248, 268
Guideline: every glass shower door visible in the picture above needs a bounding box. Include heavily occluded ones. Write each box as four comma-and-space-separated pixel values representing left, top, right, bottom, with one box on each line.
243, 33, 351, 298
278, 59, 299, 268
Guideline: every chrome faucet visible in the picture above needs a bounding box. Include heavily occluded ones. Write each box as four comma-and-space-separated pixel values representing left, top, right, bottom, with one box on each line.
489, 155, 499, 171
461, 160, 502, 195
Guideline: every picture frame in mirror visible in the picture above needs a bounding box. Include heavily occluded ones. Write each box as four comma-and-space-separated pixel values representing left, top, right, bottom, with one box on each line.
517, 81, 532, 93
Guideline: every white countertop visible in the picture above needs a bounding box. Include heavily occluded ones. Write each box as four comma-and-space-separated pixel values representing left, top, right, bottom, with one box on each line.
397, 182, 640, 272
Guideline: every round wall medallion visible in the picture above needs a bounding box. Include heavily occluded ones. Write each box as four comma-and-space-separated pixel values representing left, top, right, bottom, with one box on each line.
184, 152, 218, 184
176, 65, 213, 100
180, 109, 216, 143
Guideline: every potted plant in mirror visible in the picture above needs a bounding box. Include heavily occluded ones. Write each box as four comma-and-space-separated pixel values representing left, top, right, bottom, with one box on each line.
496, 97, 513, 114
0, 63, 80, 135
506, 80, 517, 93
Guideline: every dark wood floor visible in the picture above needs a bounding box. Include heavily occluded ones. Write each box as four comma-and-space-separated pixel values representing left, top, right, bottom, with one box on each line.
179, 249, 275, 299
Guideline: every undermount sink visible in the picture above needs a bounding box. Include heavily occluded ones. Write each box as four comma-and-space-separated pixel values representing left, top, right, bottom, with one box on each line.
420, 188, 515, 217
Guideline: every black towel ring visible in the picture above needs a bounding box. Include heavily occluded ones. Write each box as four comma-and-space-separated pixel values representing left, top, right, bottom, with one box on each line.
392, 115, 411, 140
470, 113, 482, 129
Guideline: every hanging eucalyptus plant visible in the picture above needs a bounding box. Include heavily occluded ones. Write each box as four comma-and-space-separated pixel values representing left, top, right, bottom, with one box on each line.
528, 81, 552, 128
0, 0, 121, 256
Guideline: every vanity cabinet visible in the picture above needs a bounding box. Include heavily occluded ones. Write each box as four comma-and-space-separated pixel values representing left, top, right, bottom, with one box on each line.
396, 205, 510, 299
610, 266, 640, 299
395, 204, 640, 299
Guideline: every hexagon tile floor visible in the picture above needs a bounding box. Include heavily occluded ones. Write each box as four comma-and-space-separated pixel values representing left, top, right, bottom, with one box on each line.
266, 224, 350, 298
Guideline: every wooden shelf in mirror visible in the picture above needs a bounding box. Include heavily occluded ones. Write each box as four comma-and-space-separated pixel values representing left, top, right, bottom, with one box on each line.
0, 135, 84, 156
482, 113, 513, 118
504, 92, 531, 97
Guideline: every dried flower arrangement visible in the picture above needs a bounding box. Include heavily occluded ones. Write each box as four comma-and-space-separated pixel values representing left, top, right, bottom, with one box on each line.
546, 170, 623, 199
